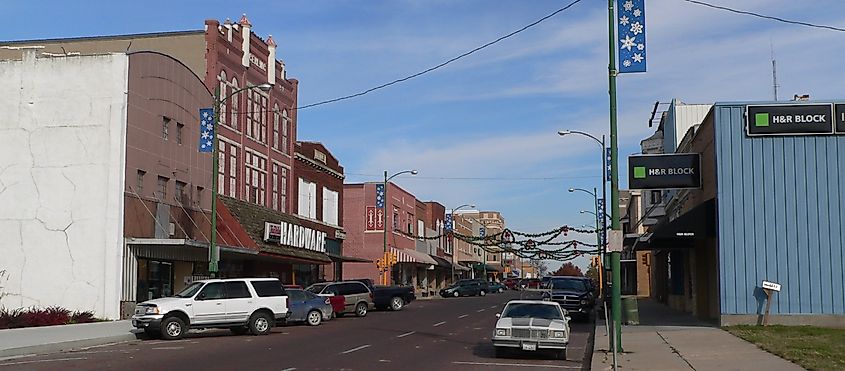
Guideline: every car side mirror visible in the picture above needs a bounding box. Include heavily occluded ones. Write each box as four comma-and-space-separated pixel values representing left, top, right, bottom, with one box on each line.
495, 313, 501, 318
565, 316, 571, 321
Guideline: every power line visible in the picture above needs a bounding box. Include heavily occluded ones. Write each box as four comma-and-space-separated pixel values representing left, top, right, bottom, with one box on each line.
344, 173, 601, 181
682, 0, 845, 32
296, 0, 585, 110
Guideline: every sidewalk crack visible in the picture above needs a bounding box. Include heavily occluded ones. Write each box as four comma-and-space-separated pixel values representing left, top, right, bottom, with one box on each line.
656, 330, 696, 370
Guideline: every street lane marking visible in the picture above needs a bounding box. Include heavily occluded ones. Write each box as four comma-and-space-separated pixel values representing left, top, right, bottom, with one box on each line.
340, 344, 371, 354
490, 305, 497, 308
452, 361, 578, 369
458, 314, 469, 319
396, 331, 416, 338
433, 321, 446, 327
281, 368, 296, 371
151, 347, 184, 350
477, 308, 486, 312
0, 357, 87, 367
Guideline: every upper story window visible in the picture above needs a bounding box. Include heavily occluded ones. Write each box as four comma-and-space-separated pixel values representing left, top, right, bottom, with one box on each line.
272, 104, 280, 151
175, 181, 187, 204
246, 90, 268, 144
281, 110, 290, 154
322, 187, 339, 225
176, 123, 184, 145
156, 176, 168, 200
230, 77, 240, 131
136, 170, 146, 195
218, 71, 227, 127
298, 178, 317, 219
245, 151, 267, 205
162, 117, 170, 140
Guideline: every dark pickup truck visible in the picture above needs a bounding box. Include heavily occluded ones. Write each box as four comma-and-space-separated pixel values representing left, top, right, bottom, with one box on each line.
541, 276, 595, 321
350, 279, 416, 311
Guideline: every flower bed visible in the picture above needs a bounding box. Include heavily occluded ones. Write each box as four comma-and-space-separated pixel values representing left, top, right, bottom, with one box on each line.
0, 306, 101, 329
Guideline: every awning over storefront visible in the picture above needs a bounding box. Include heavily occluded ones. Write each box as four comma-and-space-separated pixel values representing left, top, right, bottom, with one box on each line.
391, 247, 437, 265
636, 199, 716, 250
327, 253, 372, 263
219, 196, 332, 264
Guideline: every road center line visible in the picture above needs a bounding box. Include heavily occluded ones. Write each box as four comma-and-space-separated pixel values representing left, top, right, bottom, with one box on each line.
151, 347, 184, 350
340, 344, 371, 354
458, 314, 469, 319
281, 368, 296, 371
0, 357, 87, 367
433, 321, 446, 327
396, 331, 416, 338
452, 361, 579, 369
477, 308, 486, 312
490, 305, 497, 309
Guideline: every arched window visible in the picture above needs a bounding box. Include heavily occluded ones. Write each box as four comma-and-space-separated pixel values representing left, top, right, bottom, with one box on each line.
231, 77, 239, 130
272, 104, 280, 151
281, 110, 289, 154
218, 71, 227, 126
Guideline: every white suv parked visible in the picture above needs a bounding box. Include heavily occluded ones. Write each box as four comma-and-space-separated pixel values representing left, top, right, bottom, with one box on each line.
132, 278, 290, 340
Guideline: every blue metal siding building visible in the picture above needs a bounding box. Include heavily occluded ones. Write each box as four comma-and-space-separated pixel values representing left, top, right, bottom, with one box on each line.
714, 101, 845, 323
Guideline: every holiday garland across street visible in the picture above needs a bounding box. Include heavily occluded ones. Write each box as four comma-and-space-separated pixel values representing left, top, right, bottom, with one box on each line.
396, 225, 604, 262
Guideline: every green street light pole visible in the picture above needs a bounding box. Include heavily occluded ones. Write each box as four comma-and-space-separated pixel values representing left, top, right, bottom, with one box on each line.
608, 0, 623, 352
382, 169, 418, 285
209, 83, 272, 277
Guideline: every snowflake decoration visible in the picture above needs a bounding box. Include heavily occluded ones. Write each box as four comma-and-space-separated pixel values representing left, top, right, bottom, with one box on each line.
202, 111, 209, 118
623, 0, 634, 12
623, 59, 632, 67
632, 53, 644, 63
205, 140, 212, 147
620, 35, 636, 51
633, 9, 642, 17
637, 43, 645, 50
630, 22, 643, 36
205, 123, 213, 130
619, 15, 630, 26
201, 131, 210, 139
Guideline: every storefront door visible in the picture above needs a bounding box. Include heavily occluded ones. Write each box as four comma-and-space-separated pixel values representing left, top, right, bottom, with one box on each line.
137, 259, 173, 302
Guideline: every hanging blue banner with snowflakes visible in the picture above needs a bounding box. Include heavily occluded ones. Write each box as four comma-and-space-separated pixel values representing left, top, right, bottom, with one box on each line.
199, 108, 214, 153
617, 0, 646, 73
445, 213, 453, 232
375, 184, 385, 209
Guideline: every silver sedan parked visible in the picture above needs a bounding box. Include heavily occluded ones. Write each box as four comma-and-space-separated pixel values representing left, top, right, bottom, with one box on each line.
492, 300, 571, 360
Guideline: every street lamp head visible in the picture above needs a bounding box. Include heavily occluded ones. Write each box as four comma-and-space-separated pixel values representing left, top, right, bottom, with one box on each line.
410, 170, 419, 175
255, 83, 273, 92
470, 204, 476, 209
579, 210, 587, 214
568, 188, 575, 193
557, 130, 572, 136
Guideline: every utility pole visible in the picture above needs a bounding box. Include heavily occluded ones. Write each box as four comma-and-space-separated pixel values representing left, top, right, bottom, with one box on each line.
209, 87, 221, 277
607, 0, 623, 353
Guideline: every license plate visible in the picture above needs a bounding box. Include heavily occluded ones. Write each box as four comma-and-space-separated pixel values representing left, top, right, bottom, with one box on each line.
521, 342, 537, 351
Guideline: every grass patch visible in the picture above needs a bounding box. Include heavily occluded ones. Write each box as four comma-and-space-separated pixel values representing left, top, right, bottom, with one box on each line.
724, 325, 845, 371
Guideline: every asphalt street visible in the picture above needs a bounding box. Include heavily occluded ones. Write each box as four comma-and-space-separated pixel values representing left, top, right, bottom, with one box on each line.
0, 291, 593, 371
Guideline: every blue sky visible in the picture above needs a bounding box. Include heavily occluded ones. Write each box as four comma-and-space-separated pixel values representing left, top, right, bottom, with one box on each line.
4, 0, 844, 270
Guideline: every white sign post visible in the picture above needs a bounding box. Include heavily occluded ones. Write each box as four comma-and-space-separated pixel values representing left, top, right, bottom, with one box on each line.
761, 280, 781, 326
607, 230, 623, 252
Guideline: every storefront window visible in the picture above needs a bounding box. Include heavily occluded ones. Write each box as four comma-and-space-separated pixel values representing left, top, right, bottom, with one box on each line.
136, 259, 173, 302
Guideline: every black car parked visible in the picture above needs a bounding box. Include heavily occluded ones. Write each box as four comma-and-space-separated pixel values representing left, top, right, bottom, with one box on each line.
439, 279, 489, 297
349, 279, 416, 311
541, 276, 595, 320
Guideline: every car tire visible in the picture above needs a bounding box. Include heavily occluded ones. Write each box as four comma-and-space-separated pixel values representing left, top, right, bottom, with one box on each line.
355, 302, 368, 317
306, 310, 322, 326
248, 312, 273, 336
554, 349, 567, 360
390, 297, 404, 311
453, 291, 460, 298
160, 316, 186, 341
229, 326, 249, 335
479, 290, 487, 297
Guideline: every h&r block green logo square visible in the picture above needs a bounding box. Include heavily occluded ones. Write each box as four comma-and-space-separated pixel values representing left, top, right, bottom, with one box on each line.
755, 113, 770, 127
633, 166, 647, 179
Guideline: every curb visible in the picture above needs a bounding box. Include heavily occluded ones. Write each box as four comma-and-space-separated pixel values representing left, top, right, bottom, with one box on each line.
0, 332, 138, 359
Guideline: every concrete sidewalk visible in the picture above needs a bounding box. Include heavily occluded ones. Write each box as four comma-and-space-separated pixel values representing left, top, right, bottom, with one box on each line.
591, 300, 804, 371
0, 320, 136, 359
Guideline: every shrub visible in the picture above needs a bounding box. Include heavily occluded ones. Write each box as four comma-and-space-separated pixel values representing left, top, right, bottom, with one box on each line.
0, 306, 99, 329
69, 311, 96, 324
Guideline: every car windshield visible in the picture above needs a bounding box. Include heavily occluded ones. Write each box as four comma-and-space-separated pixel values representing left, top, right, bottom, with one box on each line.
174, 282, 204, 298
306, 284, 327, 294
502, 303, 563, 320
551, 278, 588, 291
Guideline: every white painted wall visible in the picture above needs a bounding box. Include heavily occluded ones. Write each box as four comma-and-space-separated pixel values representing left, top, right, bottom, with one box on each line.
0, 51, 128, 319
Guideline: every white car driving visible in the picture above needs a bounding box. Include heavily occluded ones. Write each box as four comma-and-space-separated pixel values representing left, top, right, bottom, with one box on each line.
132, 278, 290, 340
492, 300, 571, 360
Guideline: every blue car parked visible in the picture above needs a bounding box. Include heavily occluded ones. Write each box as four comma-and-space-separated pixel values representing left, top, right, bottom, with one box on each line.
285, 289, 333, 326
